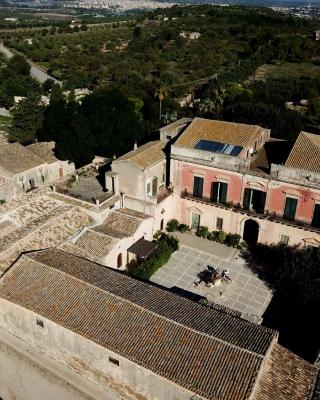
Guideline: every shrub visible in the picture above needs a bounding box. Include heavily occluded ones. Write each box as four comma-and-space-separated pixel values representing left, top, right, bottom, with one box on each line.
132, 234, 179, 279
217, 230, 227, 243
196, 226, 209, 238
226, 233, 241, 247
177, 223, 188, 233
166, 219, 179, 232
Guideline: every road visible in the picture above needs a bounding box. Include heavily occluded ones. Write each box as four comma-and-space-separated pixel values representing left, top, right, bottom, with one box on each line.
0, 42, 61, 85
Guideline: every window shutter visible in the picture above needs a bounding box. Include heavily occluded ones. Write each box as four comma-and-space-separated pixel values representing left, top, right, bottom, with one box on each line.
312, 204, 320, 228
211, 182, 219, 202
152, 177, 158, 196
284, 197, 297, 220
220, 182, 228, 204
193, 176, 203, 198
243, 188, 250, 209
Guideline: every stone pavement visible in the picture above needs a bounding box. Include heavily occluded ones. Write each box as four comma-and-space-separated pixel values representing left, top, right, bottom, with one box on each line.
150, 233, 273, 319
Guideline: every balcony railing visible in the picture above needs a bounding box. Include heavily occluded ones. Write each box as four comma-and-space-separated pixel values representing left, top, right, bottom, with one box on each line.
181, 191, 320, 234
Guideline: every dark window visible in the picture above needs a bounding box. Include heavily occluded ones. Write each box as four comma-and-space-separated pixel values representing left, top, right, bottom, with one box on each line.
193, 176, 203, 198
311, 204, 320, 228
243, 189, 266, 213
36, 319, 44, 328
166, 135, 172, 140
283, 197, 297, 221
216, 217, 223, 230
280, 235, 289, 245
211, 182, 228, 204
191, 213, 201, 230
109, 357, 119, 366
152, 177, 158, 196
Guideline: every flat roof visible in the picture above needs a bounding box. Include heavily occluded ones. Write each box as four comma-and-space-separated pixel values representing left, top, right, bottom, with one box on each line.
127, 238, 157, 258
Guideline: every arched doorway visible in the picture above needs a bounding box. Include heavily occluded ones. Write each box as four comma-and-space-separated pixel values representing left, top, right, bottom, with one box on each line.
243, 219, 259, 245
117, 253, 122, 268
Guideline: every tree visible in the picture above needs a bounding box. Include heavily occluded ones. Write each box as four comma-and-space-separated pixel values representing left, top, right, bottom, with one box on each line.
43, 78, 55, 93
50, 83, 64, 105
80, 88, 143, 157
7, 54, 30, 76
9, 95, 44, 144
38, 100, 95, 167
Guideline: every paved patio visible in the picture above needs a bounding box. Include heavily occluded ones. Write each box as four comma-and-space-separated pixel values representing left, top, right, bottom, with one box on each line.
150, 233, 273, 320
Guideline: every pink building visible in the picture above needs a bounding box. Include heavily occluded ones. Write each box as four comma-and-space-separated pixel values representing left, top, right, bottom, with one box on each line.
165, 118, 320, 247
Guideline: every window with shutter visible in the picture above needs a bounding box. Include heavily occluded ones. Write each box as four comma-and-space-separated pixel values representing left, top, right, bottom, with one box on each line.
220, 182, 228, 204
193, 176, 203, 198
210, 182, 228, 204
211, 182, 219, 202
152, 177, 158, 196
311, 204, 320, 228
283, 197, 297, 221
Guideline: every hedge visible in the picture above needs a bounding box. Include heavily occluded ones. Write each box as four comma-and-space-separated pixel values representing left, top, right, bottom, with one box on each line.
131, 234, 179, 280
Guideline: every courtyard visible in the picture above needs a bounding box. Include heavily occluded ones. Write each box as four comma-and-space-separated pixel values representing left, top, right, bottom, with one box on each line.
150, 232, 273, 322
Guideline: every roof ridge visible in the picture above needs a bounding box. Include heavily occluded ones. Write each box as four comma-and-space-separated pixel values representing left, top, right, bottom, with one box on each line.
24, 249, 267, 359
85, 228, 120, 242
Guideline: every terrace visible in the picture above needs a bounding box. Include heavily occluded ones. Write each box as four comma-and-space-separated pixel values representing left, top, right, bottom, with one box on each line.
55, 161, 114, 205
150, 232, 273, 322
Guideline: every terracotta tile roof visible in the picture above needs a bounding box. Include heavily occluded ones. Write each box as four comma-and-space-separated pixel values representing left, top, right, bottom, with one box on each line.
175, 117, 264, 150
0, 207, 94, 276
285, 132, 320, 173
253, 343, 316, 400
59, 229, 119, 263
0, 142, 45, 176
310, 369, 320, 400
0, 220, 16, 238
93, 209, 150, 238
0, 248, 279, 400
27, 141, 58, 164
117, 207, 151, 219
116, 141, 166, 168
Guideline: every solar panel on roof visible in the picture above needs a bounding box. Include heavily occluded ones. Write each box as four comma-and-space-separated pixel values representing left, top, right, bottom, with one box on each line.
195, 140, 243, 156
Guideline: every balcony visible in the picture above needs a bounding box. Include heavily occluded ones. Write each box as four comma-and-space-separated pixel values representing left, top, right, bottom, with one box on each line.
181, 191, 320, 234
156, 187, 173, 204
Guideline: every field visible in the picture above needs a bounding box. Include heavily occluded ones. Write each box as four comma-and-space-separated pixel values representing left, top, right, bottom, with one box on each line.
253, 62, 320, 81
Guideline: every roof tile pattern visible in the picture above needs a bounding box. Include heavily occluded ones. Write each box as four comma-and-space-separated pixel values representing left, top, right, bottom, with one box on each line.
116, 141, 166, 168
285, 132, 320, 173
253, 343, 316, 400
0, 249, 268, 400
93, 209, 150, 238
0, 208, 93, 276
26, 249, 275, 354
0, 142, 45, 175
27, 142, 58, 164
176, 117, 263, 150
59, 230, 119, 263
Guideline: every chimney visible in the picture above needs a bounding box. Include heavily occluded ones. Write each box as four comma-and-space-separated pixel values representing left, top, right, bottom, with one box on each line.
134, 141, 138, 150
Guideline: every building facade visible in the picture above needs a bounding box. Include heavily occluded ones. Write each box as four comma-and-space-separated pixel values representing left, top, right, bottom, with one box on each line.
165, 118, 320, 247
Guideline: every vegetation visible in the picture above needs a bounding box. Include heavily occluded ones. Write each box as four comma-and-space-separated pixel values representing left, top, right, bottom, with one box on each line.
0, 54, 42, 109
9, 95, 44, 144
2, 5, 320, 161
249, 244, 320, 361
131, 234, 179, 279
35, 86, 143, 166
3, 5, 320, 139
